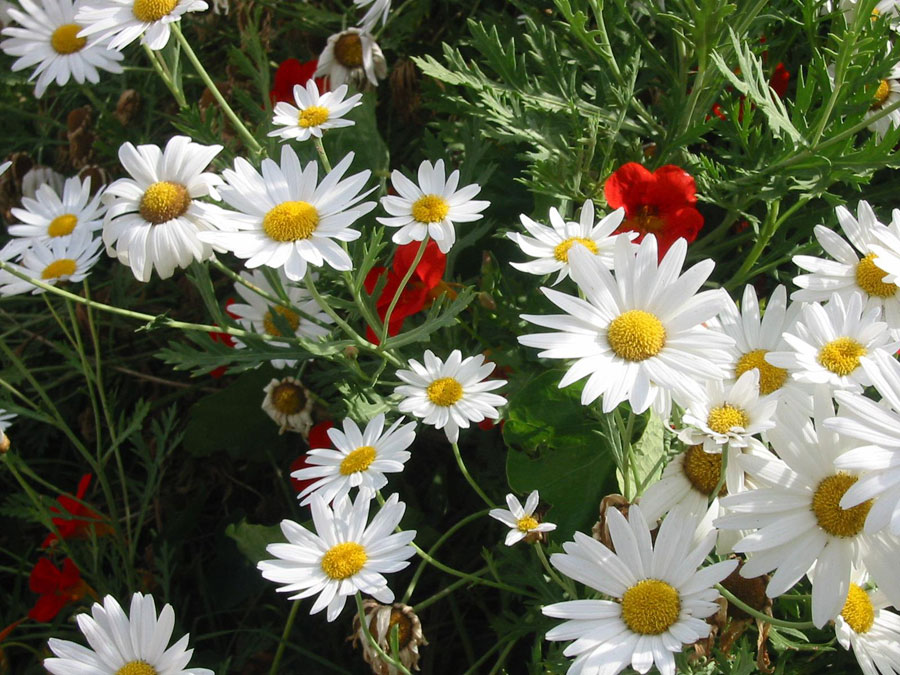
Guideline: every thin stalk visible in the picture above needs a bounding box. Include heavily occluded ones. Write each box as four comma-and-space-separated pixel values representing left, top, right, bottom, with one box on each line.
141, 43, 187, 108
379, 236, 428, 345
716, 584, 816, 630
411, 542, 538, 598
313, 137, 332, 172
535, 543, 573, 596
412, 572, 482, 613
451, 442, 494, 508
354, 593, 412, 675
268, 600, 301, 675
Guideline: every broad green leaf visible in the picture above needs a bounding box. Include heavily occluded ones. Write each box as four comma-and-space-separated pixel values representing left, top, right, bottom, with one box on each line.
225, 518, 285, 565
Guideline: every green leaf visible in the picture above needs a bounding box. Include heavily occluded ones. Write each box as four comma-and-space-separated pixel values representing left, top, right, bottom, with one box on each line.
225, 518, 285, 565
617, 411, 667, 499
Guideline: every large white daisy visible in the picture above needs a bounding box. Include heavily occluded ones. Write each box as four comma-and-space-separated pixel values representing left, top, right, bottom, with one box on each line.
197, 147, 375, 281
293, 413, 416, 506
507, 201, 631, 285
0, 229, 102, 295
43, 592, 213, 675
269, 80, 363, 143
102, 135, 224, 282
377, 159, 490, 254
258, 491, 416, 622
75, 0, 208, 51
543, 505, 737, 675
519, 236, 734, 417
1, 0, 124, 98
394, 349, 506, 443
489, 490, 556, 546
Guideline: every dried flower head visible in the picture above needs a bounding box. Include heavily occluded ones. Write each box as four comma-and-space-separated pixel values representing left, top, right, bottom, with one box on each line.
351, 600, 427, 674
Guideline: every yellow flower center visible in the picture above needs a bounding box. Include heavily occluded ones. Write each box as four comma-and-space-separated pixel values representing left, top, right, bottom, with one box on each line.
262, 306, 301, 337
873, 79, 892, 108
321, 541, 367, 580
298, 106, 330, 128
856, 253, 897, 298
553, 237, 599, 262
516, 515, 539, 532
139, 181, 191, 225
262, 201, 319, 242
817, 337, 867, 377
41, 258, 77, 280
735, 349, 788, 395
271, 382, 306, 415
132, 0, 179, 22
607, 310, 666, 362
706, 404, 749, 435
50, 24, 87, 55
115, 662, 157, 675
411, 195, 449, 224
620, 579, 681, 635
340, 445, 377, 475
47, 213, 79, 237
682, 444, 725, 496
426, 377, 463, 407
841, 583, 875, 634
334, 33, 363, 67
812, 473, 873, 538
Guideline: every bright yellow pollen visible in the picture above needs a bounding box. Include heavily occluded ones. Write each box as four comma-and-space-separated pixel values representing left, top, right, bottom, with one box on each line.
411, 195, 450, 224
262, 201, 319, 242
620, 579, 681, 635
818, 337, 867, 377
682, 444, 724, 496
841, 584, 875, 634
553, 237, 599, 262
735, 349, 788, 395
517, 515, 539, 532
706, 404, 749, 435
271, 383, 305, 415
873, 79, 892, 108
334, 33, 363, 67
426, 377, 463, 407
50, 24, 86, 55
321, 542, 367, 580
298, 106, 330, 128
47, 213, 78, 237
340, 446, 377, 475
262, 306, 301, 337
139, 181, 191, 225
856, 253, 897, 298
607, 310, 666, 362
115, 662, 157, 675
41, 258, 77, 280
812, 473, 872, 538
132, 0, 179, 22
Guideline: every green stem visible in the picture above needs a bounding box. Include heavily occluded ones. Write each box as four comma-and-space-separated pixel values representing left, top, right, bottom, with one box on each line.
451, 442, 494, 508
312, 137, 332, 172
141, 43, 187, 108
412, 573, 481, 613
411, 542, 537, 598
726, 198, 780, 289
268, 600, 301, 675
380, 236, 428, 345
716, 584, 816, 630
535, 543, 573, 596
354, 593, 412, 675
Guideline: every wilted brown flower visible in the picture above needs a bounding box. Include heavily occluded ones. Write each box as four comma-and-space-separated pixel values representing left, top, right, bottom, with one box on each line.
351, 601, 427, 674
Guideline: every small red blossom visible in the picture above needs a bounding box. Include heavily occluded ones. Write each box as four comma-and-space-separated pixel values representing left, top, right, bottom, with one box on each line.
28, 558, 88, 622
270, 59, 329, 104
42, 474, 111, 548
605, 163, 704, 257
769, 62, 790, 99
290, 420, 335, 493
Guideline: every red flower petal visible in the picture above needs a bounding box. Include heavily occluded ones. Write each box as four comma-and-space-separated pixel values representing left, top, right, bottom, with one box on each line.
29, 558, 61, 594
394, 240, 446, 288
770, 62, 790, 99
270, 59, 328, 104
28, 594, 67, 622
646, 165, 697, 211
308, 421, 335, 450
604, 162, 654, 215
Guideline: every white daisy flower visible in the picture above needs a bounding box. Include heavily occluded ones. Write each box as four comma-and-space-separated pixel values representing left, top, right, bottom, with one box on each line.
519, 236, 734, 417
507, 201, 632, 285
866, 61, 900, 139
0, 229, 102, 296
377, 159, 489, 254
229, 268, 332, 369
793, 201, 900, 328
22, 165, 65, 199
825, 350, 900, 534
766, 291, 897, 394
835, 0, 900, 28
196, 147, 375, 282
867, 209, 900, 285
315, 28, 386, 89
269, 80, 363, 143
394, 349, 506, 443
75, 0, 208, 51
43, 592, 213, 675
489, 490, 556, 546
715, 392, 900, 627
354, 0, 390, 31
0, 409, 15, 451
261, 376, 314, 435
639, 446, 724, 525
102, 135, 224, 282
0, 0, 124, 98
833, 572, 900, 675
293, 413, 416, 506
543, 505, 737, 675
258, 491, 416, 622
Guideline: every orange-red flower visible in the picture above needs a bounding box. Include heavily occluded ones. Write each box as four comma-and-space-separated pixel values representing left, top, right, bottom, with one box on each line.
290, 420, 334, 493
28, 558, 89, 622
270, 59, 329, 104
41, 474, 110, 548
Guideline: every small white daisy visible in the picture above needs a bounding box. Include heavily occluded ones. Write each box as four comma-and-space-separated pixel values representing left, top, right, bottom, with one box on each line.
519, 236, 734, 417
833, 572, 900, 675
1, 0, 124, 98
0, 409, 15, 451
377, 159, 489, 254
261, 376, 314, 435
394, 349, 506, 443
489, 490, 556, 546
639, 446, 724, 524
43, 592, 213, 675
0, 229, 102, 295
543, 505, 737, 675
196, 147, 375, 282
866, 61, 900, 139
269, 80, 363, 143
75, 0, 208, 51
22, 165, 65, 199
258, 491, 416, 622
507, 201, 631, 284
293, 414, 416, 506
315, 28, 386, 90
102, 136, 224, 282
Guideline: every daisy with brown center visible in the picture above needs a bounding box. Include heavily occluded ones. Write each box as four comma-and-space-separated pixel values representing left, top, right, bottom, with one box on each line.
489, 490, 556, 546
261, 376, 314, 434
258, 491, 416, 622
394, 349, 506, 443
351, 600, 427, 675
0, 0, 123, 98
543, 505, 737, 675
75, 0, 208, 51
269, 80, 363, 143
831, 569, 900, 675
315, 28, 386, 89
43, 592, 212, 675
101, 136, 224, 282
0, 229, 102, 296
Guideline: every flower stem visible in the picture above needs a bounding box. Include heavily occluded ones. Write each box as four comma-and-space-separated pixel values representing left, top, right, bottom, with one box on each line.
380, 236, 429, 345
535, 543, 573, 596
411, 542, 538, 598
268, 599, 300, 675
142, 43, 187, 108
716, 584, 816, 630
312, 137, 332, 172
451, 442, 494, 508
354, 593, 412, 675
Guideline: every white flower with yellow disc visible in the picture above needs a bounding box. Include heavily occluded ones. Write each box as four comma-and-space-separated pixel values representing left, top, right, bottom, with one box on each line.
269, 80, 363, 143
315, 28, 386, 89
489, 490, 556, 546
75, 0, 208, 51
865, 61, 900, 140
832, 569, 900, 675
0, 229, 101, 296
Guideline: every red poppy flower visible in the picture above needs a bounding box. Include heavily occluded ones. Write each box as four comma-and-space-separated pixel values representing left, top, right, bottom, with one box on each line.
208, 298, 239, 379
270, 59, 329, 104
41, 474, 111, 548
28, 558, 88, 622
290, 420, 335, 493
605, 163, 703, 257
769, 62, 790, 98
